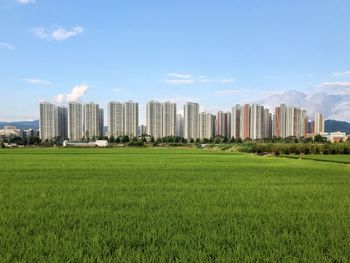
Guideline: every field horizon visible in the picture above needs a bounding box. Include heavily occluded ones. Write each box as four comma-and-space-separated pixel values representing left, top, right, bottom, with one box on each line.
1, 148, 349, 261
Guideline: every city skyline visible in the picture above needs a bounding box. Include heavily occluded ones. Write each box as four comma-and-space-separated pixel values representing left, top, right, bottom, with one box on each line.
38, 100, 324, 142
1, 1, 350, 122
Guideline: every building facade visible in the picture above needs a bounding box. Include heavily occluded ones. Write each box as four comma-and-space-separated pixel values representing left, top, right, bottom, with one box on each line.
146, 101, 162, 139
162, 101, 176, 137
107, 101, 124, 138
184, 102, 199, 140
124, 101, 138, 138
68, 102, 83, 141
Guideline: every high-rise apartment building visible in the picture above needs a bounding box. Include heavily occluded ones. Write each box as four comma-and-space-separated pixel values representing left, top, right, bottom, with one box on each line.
68, 102, 83, 141
54, 106, 68, 139
146, 101, 162, 139
240, 104, 251, 139
83, 102, 100, 139
216, 111, 231, 138
184, 102, 199, 140
98, 108, 104, 137
107, 101, 124, 138
124, 101, 138, 138
263, 109, 272, 139
199, 112, 215, 140
249, 104, 264, 140
314, 112, 324, 134
231, 105, 241, 139
138, 125, 147, 136
273, 104, 307, 138
176, 114, 184, 138
162, 101, 176, 137
39, 102, 55, 141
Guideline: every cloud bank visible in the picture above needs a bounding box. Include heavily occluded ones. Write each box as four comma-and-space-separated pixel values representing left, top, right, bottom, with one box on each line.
257, 90, 350, 121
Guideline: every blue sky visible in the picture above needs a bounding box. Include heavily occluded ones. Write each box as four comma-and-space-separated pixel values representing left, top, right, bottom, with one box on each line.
1, 0, 350, 123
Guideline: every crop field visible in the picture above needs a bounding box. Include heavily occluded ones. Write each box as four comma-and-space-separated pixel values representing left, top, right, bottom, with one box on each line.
0, 148, 350, 262
281, 154, 350, 164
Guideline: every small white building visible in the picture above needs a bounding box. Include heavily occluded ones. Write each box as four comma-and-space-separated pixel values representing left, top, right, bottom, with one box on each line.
63, 140, 109, 147
321, 131, 348, 143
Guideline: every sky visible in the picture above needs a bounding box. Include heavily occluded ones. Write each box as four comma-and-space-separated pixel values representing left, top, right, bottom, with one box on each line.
1, 0, 350, 124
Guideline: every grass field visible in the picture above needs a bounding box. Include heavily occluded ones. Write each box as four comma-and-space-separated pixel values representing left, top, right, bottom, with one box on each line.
281, 154, 350, 164
1, 148, 350, 262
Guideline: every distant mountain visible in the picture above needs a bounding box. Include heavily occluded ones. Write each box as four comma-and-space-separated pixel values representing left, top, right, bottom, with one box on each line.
0, 120, 39, 130
325, 120, 350, 134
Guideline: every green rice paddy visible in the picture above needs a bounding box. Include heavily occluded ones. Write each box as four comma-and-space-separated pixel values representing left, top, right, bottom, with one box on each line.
0, 148, 349, 262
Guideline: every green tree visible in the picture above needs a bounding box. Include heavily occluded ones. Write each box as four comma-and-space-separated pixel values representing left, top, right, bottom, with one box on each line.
122, 136, 129, 143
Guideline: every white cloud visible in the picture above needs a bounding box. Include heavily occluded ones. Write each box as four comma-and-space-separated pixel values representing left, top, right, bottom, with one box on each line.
220, 79, 236, 84
163, 79, 195, 85
163, 73, 235, 85
113, 88, 123, 93
0, 42, 15, 50
54, 85, 89, 104
17, 0, 35, 4
32, 26, 84, 41
317, 82, 350, 95
319, 82, 350, 89
332, 71, 350, 77
257, 90, 350, 122
24, 78, 51, 85
215, 89, 240, 96
166, 73, 192, 79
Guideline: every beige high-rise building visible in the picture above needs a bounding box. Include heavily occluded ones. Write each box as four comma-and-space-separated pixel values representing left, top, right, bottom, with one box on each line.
240, 104, 251, 139
162, 101, 176, 137
107, 101, 124, 138
273, 104, 307, 138
216, 111, 231, 138
83, 102, 100, 139
39, 102, 55, 141
68, 102, 83, 141
146, 101, 162, 139
314, 112, 324, 134
124, 101, 138, 138
184, 102, 199, 140
199, 112, 215, 140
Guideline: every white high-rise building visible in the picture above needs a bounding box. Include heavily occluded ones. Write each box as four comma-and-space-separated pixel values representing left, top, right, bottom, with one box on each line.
184, 102, 199, 140
146, 101, 162, 139
176, 114, 184, 138
83, 102, 100, 139
39, 102, 55, 141
162, 101, 176, 137
124, 101, 138, 138
68, 102, 83, 141
199, 112, 215, 140
250, 104, 264, 140
231, 105, 241, 139
107, 101, 124, 138
314, 112, 324, 134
